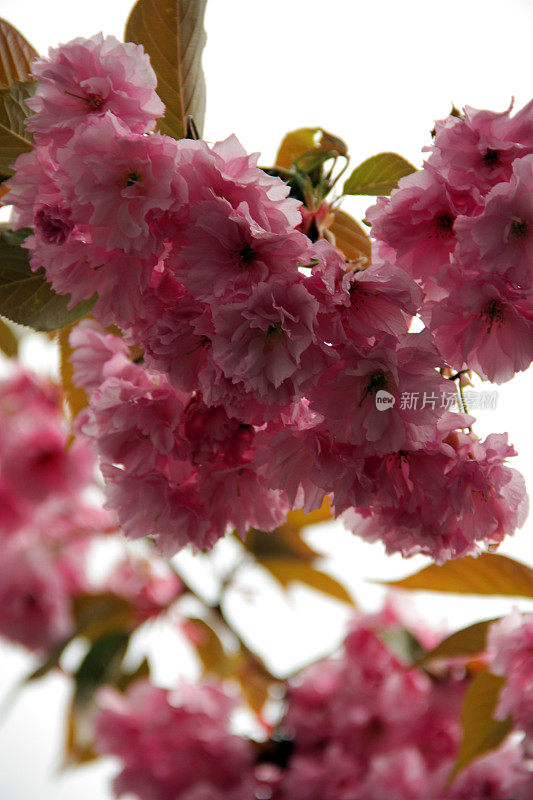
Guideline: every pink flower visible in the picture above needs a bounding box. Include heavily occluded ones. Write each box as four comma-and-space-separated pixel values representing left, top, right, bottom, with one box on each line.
34, 203, 74, 244
169, 195, 308, 300
26, 33, 164, 144
309, 332, 452, 455
174, 134, 302, 231
255, 418, 341, 512
101, 466, 225, 555
366, 169, 477, 284
426, 100, 533, 194
343, 429, 528, 562
454, 153, 533, 286
95, 680, 256, 800
69, 319, 137, 392
0, 537, 75, 651
304, 241, 421, 347
0, 369, 94, 513
488, 610, 533, 744
106, 558, 182, 622
3, 146, 62, 229
274, 611, 471, 800
210, 279, 325, 411
448, 741, 530, 800
423, 269, 533, 383
56, 113, 182, 252
139, 285, 215, 394
72, 324, 289, 554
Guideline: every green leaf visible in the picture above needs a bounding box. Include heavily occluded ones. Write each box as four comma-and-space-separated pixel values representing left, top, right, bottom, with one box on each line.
379, 627, 425, 666
125, 0, 207, 140
276, 128, 348, 170
65, 631, 130, 767
382, 553, 533, 598
0, 317, 18, 356
0, 228, 95, 331
330, 209, 371, 262
0, 80, 35, 177
0, 19, 38, 88
417, 619, 499, 666
343, 152, 416, 196
449, 670, 512, 783
261, 557, 354, 604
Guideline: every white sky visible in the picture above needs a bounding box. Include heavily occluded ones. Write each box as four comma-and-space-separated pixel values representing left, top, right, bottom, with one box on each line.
0, 1, 532, 798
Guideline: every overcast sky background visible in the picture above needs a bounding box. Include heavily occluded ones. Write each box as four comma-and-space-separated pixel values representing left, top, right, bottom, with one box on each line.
0, 1, 532, 798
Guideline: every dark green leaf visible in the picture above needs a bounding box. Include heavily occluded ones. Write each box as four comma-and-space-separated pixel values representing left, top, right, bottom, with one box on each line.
0, 80, 35, 177
65, 631, 130, 767
343, 152, 416, 196
125, 0, 207, 139
0, 228, 95, 330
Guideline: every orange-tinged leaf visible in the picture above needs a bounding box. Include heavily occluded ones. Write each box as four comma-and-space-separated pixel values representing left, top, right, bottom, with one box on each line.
0, 19, 38, 88
448, 670, 512, 783
343, 152, 416, 196
243, 526, 318, 563
233, 654, 274, 716
382, 553, 533, 598
285, 497, 332, 531
330, 209, 371, 262
184, 617, 227, 675
125, 0, 207, 139
72, 592, 137, 642
0, 316, 17, 356
59, 324, 88, 422
261, 558, 354, 604
417, 619, 499, 666
276, 127, 347, 170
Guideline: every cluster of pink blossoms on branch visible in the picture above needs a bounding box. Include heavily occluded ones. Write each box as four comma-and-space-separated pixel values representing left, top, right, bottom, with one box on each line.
94, 605, 533, 800
4, 34, 530, 561
0, 366, 181, 652
368, 102, 533, 383
0, 369, 103, 650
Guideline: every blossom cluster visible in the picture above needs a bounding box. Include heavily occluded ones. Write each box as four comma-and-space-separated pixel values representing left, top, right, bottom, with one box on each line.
489, 610, 533, 751
95, 680, 257, 800
0, 364, 181, 651
94, 606, 533, 800
0, 369, 103, 650
4, 34, 529, 561
368, 101, 533, 384
267, 608, 533, 800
